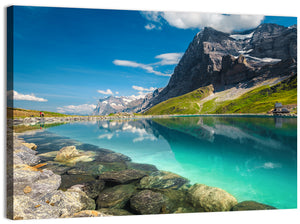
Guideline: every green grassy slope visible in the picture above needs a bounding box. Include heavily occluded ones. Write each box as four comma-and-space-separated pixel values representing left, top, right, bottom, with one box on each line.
144, 85, 214, 115
145, 75, 297, 115
201, 75, 297, 114
7, 107, 71, 118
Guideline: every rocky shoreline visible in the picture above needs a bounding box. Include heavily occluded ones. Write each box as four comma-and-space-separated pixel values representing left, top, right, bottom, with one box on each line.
11, 112, 297, 126
8, 122, 277, 220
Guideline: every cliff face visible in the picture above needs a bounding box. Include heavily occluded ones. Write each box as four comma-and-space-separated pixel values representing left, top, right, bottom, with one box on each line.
143, 24, 297, 111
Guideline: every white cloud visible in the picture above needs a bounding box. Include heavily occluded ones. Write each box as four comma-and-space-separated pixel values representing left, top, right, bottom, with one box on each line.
145, 23, 157, 30
115, 91, 119, 94
142, 11, 264, 33
131, 86, 157, 99
113, 52, 183, 77
155, 53, 184, 65
57, 104, 96, 115
97, 89, 113, 95
7, 90, 48, 102
98, 133, 114, 140
113, 59, 170, 77
132, 86, 156, 92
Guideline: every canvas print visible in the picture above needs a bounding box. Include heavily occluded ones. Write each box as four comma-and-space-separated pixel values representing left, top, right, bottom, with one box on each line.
7, 6, 297, 220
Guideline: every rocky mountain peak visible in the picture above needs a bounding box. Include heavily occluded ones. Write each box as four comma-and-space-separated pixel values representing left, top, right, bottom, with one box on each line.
141, 23, 297, 111
201, 26, 231, 42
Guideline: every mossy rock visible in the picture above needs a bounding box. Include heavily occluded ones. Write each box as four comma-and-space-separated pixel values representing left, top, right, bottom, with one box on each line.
139, 171, 189, 190
231, 201, 276, 211
96, 184, 136, 209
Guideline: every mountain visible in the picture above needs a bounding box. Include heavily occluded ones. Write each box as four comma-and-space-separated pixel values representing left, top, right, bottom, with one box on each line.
94, 24, 296, 116
93, 95, 142, 115
142, 23, 297, 112
93, 87, 164, 115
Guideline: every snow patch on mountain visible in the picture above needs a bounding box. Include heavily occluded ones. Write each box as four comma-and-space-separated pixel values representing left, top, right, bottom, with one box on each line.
230, 32, 254, 40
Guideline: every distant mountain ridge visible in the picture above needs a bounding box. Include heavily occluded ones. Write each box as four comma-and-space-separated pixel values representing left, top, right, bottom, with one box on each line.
93, 88, 164, 115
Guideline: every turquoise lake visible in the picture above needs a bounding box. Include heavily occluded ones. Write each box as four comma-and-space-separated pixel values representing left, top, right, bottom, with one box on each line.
21, 116, 297, 209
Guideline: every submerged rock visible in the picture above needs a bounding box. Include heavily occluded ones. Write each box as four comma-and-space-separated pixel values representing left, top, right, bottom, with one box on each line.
98, 208, 133, 216
188, 184, 238, 212
59, 174, 96, 190
44, 162, 71, 175
98, 161, 128, 172
231, 201, 277, 211
139, 171, 189, 190
96, 152, 131, 163
98, 169, 147, 184
130, 190, 166, 214
55, 146, 80, 162
66, 160, 114, 176
126, 162, 159, 174
96, 184, 136, 209
38, 145, 96, 165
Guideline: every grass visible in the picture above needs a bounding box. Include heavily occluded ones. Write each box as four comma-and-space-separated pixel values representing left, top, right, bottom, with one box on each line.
145, 75, 297, 115
201, 75, 297, 114
7, 107, 71, 119
144, 85, 214, 115
13, 122, 67, 133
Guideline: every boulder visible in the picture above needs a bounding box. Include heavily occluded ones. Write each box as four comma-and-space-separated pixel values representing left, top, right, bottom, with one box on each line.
98, 208, 133, 216
22, 143, 37, 150
188, 184, 238, 212
13, 176, 95, 219
139, 171, 189, 190
96, 152, 131, 163
13, 195, 61, 220
59, 174, 96, 191
231, 201, 276, 211
43, 162, 71, 175
98, 169, 147, 184
55, 146, 80, 162
13, 167, 61, 198
12, 137, 96, 220
62, 210, 110, 218
130, 190, 166, 214
48, 146, 96, 165
126, 162, 159, 174
14, 145, 40, 166
96, 184, 136, 209
97, 161, 127, 172
158, 189, 197, 213
66, 161, 105, 176
69, 180, 105, 199
42, 187, 96, 217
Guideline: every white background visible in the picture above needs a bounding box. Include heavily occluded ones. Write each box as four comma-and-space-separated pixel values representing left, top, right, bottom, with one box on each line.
0, 0, 299, 224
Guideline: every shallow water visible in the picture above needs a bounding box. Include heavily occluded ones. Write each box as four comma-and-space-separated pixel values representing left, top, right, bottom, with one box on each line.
20, 116, 297, 209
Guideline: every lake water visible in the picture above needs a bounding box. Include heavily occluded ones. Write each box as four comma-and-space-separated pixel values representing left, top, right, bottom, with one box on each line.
20, 116, 297, 209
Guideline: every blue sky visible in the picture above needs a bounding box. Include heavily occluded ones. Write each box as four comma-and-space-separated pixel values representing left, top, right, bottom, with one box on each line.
10, 6, 297, 114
